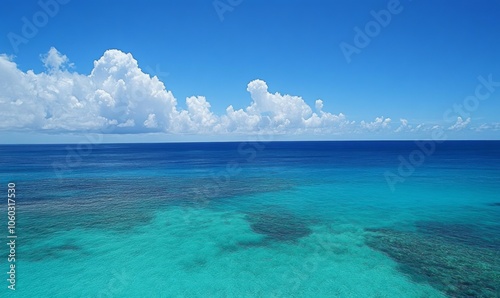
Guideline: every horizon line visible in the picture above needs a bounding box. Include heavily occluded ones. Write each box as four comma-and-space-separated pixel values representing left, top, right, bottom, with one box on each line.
1, 139, 500, 146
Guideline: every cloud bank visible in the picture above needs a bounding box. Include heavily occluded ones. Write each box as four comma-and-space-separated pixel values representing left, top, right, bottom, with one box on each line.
0, 48, 489, 137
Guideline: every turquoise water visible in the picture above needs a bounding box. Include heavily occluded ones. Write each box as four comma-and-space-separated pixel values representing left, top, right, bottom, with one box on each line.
1, 141, 499, 297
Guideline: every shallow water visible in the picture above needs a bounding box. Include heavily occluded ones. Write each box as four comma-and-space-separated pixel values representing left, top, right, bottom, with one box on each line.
0, 141, 499, 297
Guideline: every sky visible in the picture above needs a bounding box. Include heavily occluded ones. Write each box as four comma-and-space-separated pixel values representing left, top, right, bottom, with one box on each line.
0, 0, 499, 143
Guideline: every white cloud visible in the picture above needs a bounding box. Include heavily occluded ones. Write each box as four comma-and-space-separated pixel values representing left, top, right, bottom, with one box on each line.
0, 48, 371, 136
448, 117, 471, 131
393, 119, 437, 133
0, 49, 178, 134
183, 96, 219, 132
395, 118, 409, 132
215, 80, 351, 134
41, 47, 73, 71
143, 114, 158, 129
246, 79, 313, 130
2, 48, 495, 138
360, 117, 391, 132
117, 119, 135, 128
475, 123, 500, 132
315, 99, 323, 112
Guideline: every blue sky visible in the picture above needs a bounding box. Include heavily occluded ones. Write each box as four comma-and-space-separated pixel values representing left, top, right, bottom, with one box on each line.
1, 0, 499, 143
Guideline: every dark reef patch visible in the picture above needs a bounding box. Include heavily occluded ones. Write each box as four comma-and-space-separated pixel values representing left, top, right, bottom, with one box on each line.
415, 221, 500, 250
246, 208, 312, 242
365, 224, 500, 298
487, 202, 500, 207
20, 243, 85, 262
179, 257, 208, 272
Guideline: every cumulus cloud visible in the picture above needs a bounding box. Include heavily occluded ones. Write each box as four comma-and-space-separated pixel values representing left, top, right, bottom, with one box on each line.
215, 80, 351, 134
395, 118, 409, 132
41, 47, 73, 71
393, 119, 439, 133
448, 117, 471, 131
360, 117, 391, 132
315, 99, 323, 112
0, 47, 418, 137
1, 48, 178, 134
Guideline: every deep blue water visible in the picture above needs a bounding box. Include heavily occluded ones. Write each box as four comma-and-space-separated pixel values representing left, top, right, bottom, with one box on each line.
0, 141, 499, 297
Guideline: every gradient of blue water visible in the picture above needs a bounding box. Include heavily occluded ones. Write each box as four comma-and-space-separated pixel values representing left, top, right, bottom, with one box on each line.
0, 141, 499, 297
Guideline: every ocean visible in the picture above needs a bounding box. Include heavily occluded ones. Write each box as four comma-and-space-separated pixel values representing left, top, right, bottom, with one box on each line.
0, 141, 499, 297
